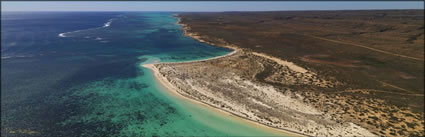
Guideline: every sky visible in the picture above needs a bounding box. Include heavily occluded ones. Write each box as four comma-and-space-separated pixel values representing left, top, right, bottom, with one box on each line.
2, 1, 424, 12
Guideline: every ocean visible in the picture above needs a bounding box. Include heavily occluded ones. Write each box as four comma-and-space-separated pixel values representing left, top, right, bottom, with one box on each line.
1, 12, 285, 136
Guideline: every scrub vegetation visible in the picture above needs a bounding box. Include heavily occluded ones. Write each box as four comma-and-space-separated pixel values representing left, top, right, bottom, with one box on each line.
176, 10, 424, 136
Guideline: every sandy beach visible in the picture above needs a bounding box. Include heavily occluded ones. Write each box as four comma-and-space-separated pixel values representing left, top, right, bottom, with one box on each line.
136, 15, 380, 137
142, 61, 304, 137
140, 15, 305, 136
144, 52, 376, 136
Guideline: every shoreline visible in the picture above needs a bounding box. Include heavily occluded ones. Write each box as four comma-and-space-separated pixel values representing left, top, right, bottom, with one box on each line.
141, 15, 307, 136
142, 62, 305, 137
140, 14, 376, 136
175, 14, 241, 51
157, 13, 425, 137
148, 50, 238, 65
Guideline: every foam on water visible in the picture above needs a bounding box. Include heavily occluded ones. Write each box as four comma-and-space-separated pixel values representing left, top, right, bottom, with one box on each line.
103, 19, 113, 27
58, 30, 82, 37
58, 17, 116, 38
1, 55, 34, 60
58, 33, 67, 37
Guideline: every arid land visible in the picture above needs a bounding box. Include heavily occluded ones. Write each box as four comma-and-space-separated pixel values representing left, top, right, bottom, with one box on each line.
147, 10, 424, 136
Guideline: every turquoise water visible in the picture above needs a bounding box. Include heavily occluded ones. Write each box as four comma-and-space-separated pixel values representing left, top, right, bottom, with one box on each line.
2, 12, 287, 136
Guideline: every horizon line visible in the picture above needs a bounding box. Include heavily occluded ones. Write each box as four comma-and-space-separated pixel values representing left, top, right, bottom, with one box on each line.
2, 8, 424, 12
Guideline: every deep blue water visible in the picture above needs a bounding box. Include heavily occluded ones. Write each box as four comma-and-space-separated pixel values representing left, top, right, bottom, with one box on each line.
1, 12, 236, 136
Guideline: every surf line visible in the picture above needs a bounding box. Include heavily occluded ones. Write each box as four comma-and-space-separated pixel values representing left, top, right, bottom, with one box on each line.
58, 18, 115, 38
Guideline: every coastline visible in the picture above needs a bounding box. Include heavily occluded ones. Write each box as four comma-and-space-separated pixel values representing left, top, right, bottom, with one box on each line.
159, 12, 425, 137
138, 14, 307, 136
149, 50, 238, 65
175, 14, 241, 51
142, 62, 305, 137
148, 15, 376, 137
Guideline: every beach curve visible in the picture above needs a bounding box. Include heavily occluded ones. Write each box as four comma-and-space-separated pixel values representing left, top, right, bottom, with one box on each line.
141, 50, 305, 137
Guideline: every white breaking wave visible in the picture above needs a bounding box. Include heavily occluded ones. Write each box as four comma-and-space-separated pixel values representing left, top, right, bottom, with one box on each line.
1, 56, 12, 59
103, 19, 113, 28
58, 30, 81, 38
2, 55, 34, 60
58, 33, 67, 37
58, 17, 116, 38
